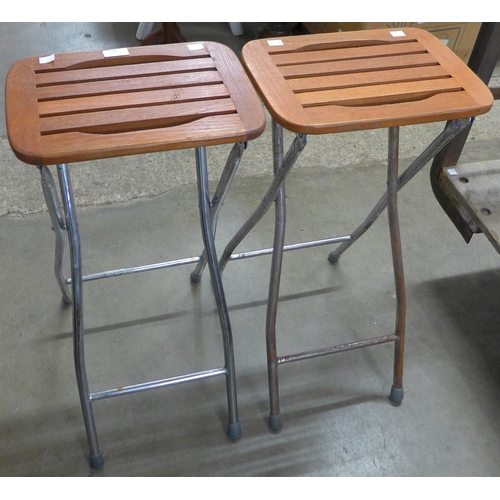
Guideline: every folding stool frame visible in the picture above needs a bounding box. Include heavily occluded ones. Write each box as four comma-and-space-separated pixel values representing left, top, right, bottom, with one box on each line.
207, 117, 471, 430
5, 40, 267, 470
202, 27, 493, 431
38, 143, 245, 468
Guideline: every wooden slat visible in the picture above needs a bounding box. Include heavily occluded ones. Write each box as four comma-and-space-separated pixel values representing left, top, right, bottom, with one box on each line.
287, 66, 451, 93
296, 78, 463, 107
271, 40, 426, 66
31, 43, 212, 73
36, 70, 222, 101
39, 98, 237, 135
35, 58, 215, 86
305, 91, 483, 133
39, 114, 248, 164
38, 84, 230, 116
260, 31, 419, 54
279, 53, 439, 79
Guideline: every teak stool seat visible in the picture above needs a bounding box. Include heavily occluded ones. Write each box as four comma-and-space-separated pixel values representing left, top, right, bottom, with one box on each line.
5, 41, 265, 468
216, 28, 493, 431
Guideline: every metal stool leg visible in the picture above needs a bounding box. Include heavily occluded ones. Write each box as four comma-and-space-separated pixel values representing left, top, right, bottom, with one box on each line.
57, 164, 104, 469
218, 130, 307, 273
266, 126, 408, 427
190, 142, 245, 283
328, 118, 471, 264
267, 121, 286, 432
195, 147, 241, 439
39, 166, 72, 305
387, 128, 406, 404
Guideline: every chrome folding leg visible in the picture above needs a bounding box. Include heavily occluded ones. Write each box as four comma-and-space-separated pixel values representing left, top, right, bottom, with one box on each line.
57, 163, 103, 470
39, 166, 72, 305
190, 142, 245, 283
49, 146, 242, 469
194, 146, 241, 439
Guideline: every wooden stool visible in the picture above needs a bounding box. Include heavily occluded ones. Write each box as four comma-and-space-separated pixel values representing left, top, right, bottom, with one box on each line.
5, 41, 265, 468
214, 28, 493, 431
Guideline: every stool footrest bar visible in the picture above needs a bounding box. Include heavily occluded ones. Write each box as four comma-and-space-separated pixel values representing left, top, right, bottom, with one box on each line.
90, 367, 228, 401
229, 235, 351, 261
67, 235, 352, 284
76, 256, 202, 283
277, 334, 399, 365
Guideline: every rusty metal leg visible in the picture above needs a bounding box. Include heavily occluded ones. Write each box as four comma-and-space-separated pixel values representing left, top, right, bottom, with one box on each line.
218, 130, 307, 273
387, 128, 406, 404
267, 121, 286, 432
190, 142, 245, 283
328, 118, 471, 264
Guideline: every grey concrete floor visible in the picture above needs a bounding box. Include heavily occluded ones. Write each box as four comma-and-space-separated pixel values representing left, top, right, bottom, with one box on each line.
2, 23, 500, 477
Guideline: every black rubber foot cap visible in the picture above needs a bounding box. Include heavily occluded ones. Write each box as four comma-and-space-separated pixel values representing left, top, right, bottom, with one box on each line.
390, 386, 404, 405
190, 271, 201, 283
190, 271, 202, 284
269, 414, 283, 433
89, 452, 104, 469
228, 422, 242, 441
328, 252, 340, 264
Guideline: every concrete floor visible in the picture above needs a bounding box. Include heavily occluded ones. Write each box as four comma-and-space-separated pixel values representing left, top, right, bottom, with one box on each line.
2, 23, 500, 477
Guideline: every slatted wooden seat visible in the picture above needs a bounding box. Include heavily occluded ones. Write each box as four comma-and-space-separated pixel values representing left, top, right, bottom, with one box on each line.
222, 28, 493, 432
5, 41, 265, 469
6, 42, 264, 164
241, 28, 492, 134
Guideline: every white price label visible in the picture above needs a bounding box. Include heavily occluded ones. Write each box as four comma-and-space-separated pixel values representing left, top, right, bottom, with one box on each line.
39, 54, 55, 64
103, 48, 130, 57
